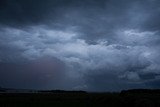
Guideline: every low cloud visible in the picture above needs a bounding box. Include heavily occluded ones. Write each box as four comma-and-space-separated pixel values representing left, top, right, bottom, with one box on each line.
0, 26, 159, 91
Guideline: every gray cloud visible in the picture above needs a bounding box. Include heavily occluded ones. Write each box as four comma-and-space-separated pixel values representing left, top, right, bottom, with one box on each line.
0, 0, 160, 91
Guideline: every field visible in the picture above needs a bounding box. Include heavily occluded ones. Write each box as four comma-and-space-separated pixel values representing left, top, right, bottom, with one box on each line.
0, 90, 160, 107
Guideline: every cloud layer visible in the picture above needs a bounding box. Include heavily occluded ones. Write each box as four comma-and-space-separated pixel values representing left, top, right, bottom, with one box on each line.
0, 0, 160, 91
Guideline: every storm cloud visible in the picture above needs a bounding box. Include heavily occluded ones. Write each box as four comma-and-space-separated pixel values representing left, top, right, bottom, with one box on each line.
0, 0, 160, 91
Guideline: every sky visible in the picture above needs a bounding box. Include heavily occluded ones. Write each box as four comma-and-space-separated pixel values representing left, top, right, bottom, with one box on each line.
0, 0, 160, 92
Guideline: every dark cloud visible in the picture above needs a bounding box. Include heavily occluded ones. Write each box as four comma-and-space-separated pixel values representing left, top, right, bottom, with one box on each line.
0, 0, 107, 27
0, 0, 160, 91
0, 57, 68, 89
145, 79, 160, 88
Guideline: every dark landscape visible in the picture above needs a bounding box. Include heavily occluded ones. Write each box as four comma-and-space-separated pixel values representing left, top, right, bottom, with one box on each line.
1, 0, 160, 107
0, 88, 160, 107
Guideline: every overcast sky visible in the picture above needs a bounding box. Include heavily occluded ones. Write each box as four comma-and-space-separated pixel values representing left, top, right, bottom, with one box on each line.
0, 0, 160, 91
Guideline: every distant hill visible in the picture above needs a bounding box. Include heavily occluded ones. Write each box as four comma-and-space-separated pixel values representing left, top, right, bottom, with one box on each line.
1, 87, 160, 95
0, 87, 87, 93
121, 89, 160, 94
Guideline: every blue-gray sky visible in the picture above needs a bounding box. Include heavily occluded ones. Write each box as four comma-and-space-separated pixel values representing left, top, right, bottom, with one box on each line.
0, 0, 160, 91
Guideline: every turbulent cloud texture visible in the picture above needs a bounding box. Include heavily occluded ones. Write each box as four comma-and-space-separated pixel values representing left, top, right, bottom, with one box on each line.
0, 0, 160, 91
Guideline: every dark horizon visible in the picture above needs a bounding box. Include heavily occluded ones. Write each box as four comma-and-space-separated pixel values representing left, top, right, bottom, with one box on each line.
1, 86, 160, 93
0, 0, 160, 92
